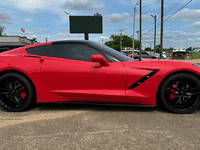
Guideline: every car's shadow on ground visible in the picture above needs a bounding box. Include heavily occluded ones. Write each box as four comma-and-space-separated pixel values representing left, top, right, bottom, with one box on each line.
34, 102, 167, 113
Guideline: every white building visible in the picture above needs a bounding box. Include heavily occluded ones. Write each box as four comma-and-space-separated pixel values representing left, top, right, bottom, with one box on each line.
0, 36, 38, 52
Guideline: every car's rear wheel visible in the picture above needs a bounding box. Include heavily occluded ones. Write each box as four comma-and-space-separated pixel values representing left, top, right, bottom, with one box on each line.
160, 73, 200, 114
0, 73, 35, 112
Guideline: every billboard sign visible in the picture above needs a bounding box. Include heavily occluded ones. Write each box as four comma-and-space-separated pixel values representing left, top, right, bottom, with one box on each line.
70, 16, 102, 33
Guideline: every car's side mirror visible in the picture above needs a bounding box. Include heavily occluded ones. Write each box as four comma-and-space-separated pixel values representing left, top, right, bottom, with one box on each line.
91, 54, 109, 67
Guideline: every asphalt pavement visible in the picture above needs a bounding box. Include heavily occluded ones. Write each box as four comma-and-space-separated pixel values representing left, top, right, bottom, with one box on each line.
0, 103, 200, 150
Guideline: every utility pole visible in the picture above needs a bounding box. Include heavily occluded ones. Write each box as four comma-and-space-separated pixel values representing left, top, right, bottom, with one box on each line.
160, 0, 164, 59
45, 37, 48, 42
154, 15, 157, 54
150, 41, 152, 49
118, 30, 124, 51
139, 0, 142, 60
136, 30, 140, 40
151, 14, 157, 54
133, 1, 139, 58
85, 33, 89, 40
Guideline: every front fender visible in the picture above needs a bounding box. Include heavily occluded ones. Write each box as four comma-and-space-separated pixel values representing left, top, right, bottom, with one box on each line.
0, 61, 10, 72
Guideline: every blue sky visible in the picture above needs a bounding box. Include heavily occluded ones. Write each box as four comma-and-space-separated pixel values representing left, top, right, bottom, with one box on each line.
0, 0, 200, 49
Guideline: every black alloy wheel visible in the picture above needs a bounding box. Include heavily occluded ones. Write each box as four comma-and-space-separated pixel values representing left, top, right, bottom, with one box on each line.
160, 73, 200, 114
0, 73, 35, 112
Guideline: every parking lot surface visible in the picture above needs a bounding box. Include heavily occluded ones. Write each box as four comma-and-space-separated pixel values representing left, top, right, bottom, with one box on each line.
0, 104, 200, 150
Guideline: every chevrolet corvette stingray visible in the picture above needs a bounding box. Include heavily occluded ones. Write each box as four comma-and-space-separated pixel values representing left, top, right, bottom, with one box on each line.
0, 40, 200, 113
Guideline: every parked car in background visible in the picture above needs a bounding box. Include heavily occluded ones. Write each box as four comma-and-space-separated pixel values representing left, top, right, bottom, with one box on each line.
192, 47, 200, 52
134, 51, 157, 59
150, 52, 166, 59
121, 48, 139, 58
172, 47, 186, 60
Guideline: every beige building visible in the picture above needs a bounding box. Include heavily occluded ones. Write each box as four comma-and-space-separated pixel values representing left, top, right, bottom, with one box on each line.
0, 36, 38, 52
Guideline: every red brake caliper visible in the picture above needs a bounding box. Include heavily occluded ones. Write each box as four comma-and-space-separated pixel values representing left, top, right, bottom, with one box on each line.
20, 87, 25, 99
169, 84, 176, 100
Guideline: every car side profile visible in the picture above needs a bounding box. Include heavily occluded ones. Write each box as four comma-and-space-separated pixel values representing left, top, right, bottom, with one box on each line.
0, 40, 200, 113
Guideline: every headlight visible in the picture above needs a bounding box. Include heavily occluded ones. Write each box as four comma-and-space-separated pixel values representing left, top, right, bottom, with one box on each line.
193, 64, 200, 68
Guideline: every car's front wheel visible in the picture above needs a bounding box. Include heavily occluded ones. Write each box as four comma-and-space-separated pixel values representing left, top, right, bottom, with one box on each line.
0, 73, 35, 112
160, 73, 200, 114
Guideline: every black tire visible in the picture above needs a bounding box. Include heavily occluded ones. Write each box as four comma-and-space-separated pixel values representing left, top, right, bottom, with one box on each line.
0, 73, 35, 112
160, 73, 200, 114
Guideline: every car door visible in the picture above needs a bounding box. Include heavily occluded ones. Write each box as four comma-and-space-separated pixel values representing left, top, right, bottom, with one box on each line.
40, 43, 127, 103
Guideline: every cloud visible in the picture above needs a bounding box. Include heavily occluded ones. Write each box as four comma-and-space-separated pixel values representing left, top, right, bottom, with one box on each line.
60, 28, 69, 32
0, 12, 13, 24
48, 33, 84, 41
7, 28, 51, 37
185, 22, 200, 29
7, 30, 33, 35
24, 18, 33, 23
105, 13, 132, 25
170, 8, 200, 21
142, 30, 200, 48
135, 14, 152, 23
104, 13, 152, 25
0, 0, 104, 25
97, 35, 109, 40
31, 28, 51, 33
62, 0, 104, 11
111, 0, 161, 7
112, 0, 189, 6
5, 0, 65, 12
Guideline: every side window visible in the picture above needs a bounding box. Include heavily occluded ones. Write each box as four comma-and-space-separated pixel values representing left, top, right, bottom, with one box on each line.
26, 45, 45, 55
26, 44, 105, 62
65, 44, 103, 61
26, 45, 53, 56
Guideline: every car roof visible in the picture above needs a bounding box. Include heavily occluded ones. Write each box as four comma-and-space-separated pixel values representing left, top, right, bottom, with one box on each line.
52, 40, 92, 45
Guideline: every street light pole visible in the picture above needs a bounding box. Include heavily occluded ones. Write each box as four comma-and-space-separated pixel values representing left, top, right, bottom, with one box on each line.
160, 0, 164, 59
64, 11, 71, 16
118, 30, 124, 51
132, 1, 139, 58
151, 14, 157, 54
139, 0, 142, 60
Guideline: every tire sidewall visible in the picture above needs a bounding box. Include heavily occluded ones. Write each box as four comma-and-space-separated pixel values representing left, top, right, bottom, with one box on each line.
0, 73, 34, 112
160, 73, 200, 114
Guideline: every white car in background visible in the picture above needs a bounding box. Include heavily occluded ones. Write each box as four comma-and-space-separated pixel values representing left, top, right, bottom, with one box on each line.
150, 52, 166, 59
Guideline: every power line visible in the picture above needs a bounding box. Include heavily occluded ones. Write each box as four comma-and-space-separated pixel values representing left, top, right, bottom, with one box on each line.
143, 0, 193, 35
143, 1, 160, 15
163, 0, 192, 23
141, 1, 161, 31
142, 17, 160, 32
164, 0, 185, 15
143, 0, 191, 34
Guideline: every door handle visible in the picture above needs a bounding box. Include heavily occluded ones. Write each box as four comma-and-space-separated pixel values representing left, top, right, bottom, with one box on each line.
40, 58, 44, 63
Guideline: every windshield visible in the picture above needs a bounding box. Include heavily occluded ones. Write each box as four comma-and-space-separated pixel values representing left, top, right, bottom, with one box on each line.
90, 41, 135, 62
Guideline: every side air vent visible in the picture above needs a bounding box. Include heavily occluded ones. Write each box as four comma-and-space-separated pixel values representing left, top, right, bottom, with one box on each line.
127, 71, 157, 89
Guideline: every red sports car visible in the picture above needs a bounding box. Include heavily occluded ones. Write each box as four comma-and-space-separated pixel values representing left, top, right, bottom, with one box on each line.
0, 40, 200, 113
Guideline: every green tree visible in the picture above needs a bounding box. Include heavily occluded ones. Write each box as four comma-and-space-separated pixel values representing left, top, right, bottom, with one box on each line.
186, 47, 192, 51
0, 26, 5, 36
145, 47, 151, 51
105, 34, 140, 51
169, 47, 173, 53
155, 44, 161, 53
31, 37, 37, 42
105, 35, 120, 51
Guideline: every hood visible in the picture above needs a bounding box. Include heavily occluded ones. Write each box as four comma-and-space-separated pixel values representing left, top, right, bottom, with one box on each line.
122, 59, 193, 71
